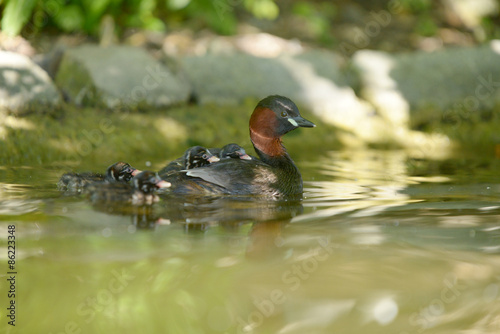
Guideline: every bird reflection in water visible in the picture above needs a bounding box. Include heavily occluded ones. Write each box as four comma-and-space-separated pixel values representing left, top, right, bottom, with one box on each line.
90, 193, 303, 257
156, 195, 304, 259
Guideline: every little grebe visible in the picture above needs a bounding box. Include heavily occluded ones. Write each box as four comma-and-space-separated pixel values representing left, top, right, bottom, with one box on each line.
165, 95, 315, 198
86, 171, 170, 205
158, 146, 220, 179
210, 143, 253, 160
57, 161, 140, 191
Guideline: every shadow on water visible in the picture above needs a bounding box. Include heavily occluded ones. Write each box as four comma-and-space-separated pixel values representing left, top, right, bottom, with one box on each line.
1, 150, 500, 333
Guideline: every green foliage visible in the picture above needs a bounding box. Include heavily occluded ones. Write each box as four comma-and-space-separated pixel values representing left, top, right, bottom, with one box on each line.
397, 0, 433, 14
245, 0, 279, 20
171, 0, 279, 35
0, 0, 280, 37
52, 4, 85, 32
395, 0, 438, 37
181, 0, 239, 35
481, 16, 500, 40
415, 15, 438, 37
292, 1, 337, 45
1, 0, 37, 36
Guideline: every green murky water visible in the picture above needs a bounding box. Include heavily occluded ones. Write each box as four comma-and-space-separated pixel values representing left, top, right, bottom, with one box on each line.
1, 150, 500, 334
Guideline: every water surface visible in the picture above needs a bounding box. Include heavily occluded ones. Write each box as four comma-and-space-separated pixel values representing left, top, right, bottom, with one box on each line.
1, 150, 500, 334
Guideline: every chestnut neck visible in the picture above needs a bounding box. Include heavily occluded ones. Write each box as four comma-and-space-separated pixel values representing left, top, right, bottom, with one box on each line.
249, 128, 285, 157
249, 107, 282, 157
249, 125, 297, 173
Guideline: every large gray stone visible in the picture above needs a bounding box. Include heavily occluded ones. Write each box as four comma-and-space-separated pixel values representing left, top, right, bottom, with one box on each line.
353, 41, 500, 128
0, 51, 61, 115
181, 49, 351, 104
55, 45, 190, 109
181, 53, 298, 105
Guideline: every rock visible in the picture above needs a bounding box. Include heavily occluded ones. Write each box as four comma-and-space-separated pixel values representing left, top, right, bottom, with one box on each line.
0, 51, 61, 115
442, 0, 498, 29
181, 52, 299, 104
232, 33, 303, 58
55, 45, 190, 109
0, 33, 36, 57
34, 35, 89, 79
161, 31, 304, 58
353, 41, 500, 128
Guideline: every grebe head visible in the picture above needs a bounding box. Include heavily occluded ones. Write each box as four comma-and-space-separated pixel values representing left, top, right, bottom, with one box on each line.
133, 171, 170, 193
106, 161, 140, 182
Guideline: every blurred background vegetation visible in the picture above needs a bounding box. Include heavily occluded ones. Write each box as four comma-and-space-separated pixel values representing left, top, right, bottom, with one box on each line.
1, 0, 280, 36
1, 0, 499, 52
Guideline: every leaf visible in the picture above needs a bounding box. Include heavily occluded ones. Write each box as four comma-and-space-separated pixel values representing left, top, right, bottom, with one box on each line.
52, 4, 85, 32
142, 17, 166, 31
82, 0, 113, 18
245, 0, 279, 20
1, 0, 38, 36
166, 0, 191, 11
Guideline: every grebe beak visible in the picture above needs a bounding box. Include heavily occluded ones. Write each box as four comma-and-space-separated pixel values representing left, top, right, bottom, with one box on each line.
156, 180, 171, 188
131, 169, 142, 176
291, 116, 315, 128
240, 153, 252, 160
208, 156, 220, 163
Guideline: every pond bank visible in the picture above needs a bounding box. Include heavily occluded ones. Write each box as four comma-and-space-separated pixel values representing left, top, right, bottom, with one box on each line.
0, 102, 338, 169
1, 33, 500, 159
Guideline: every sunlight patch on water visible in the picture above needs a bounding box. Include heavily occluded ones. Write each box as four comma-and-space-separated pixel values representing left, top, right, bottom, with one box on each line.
349, 225, 385, 245
278, 299, 356, 333
0, 198, 40, 214
299, 150, 424, 221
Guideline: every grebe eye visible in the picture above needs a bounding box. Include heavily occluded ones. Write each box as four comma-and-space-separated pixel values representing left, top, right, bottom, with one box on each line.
281, 111, 288, 117
202, 154, 208, 159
